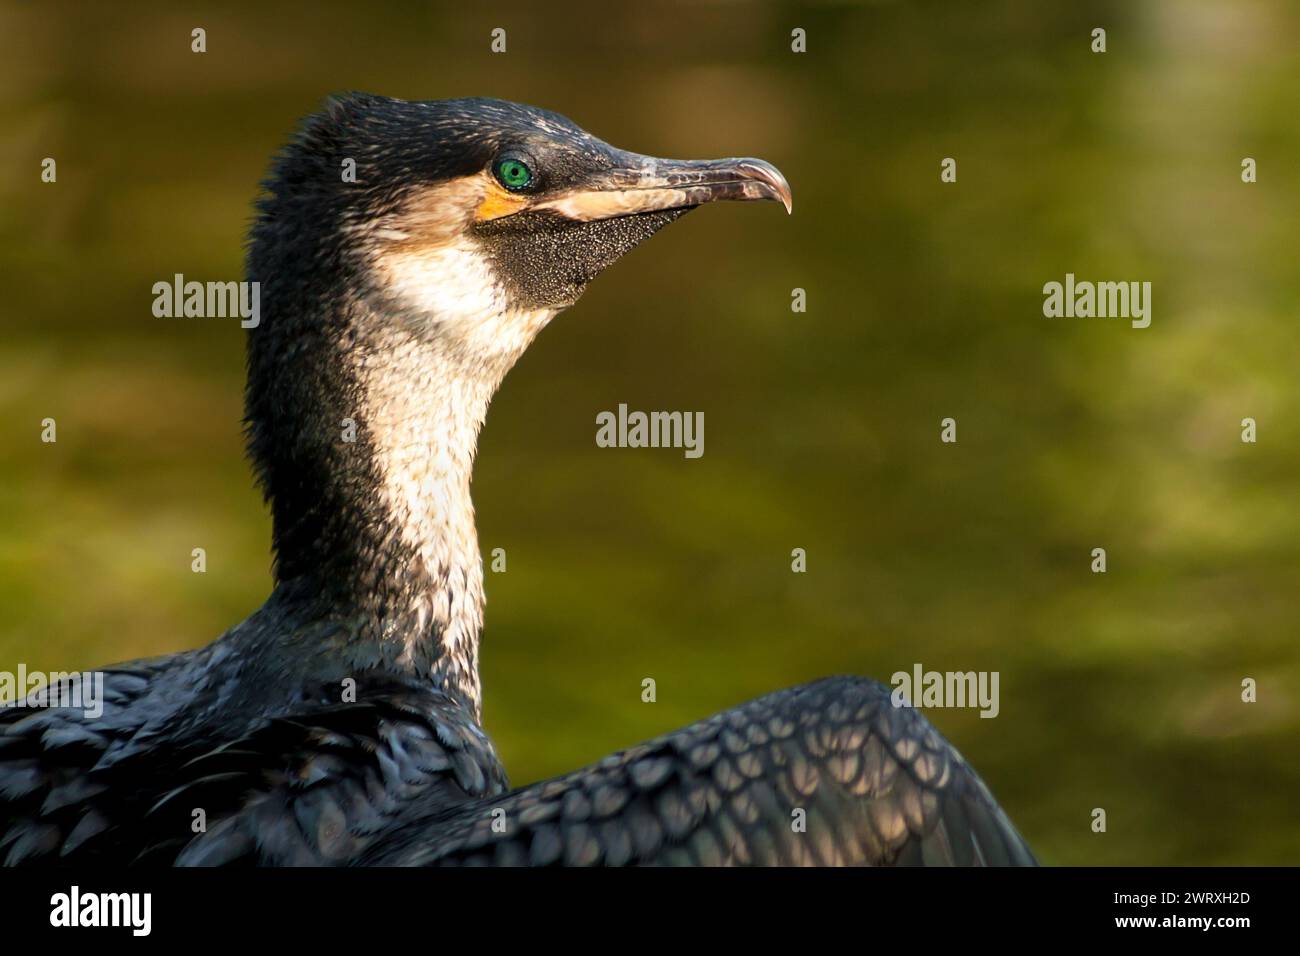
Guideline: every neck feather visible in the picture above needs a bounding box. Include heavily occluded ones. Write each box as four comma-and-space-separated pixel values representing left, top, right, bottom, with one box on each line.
351, 328, 496, 710
247, 279, 554, 717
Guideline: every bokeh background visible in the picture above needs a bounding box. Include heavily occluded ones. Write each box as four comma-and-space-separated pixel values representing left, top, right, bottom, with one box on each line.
2, 0, 1297, 865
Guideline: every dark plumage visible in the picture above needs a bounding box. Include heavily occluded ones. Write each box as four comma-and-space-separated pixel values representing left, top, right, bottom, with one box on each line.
0, 94, 1033, 866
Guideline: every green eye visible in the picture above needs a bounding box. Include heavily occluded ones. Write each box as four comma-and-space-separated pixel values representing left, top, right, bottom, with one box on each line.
495, 157, 533, 191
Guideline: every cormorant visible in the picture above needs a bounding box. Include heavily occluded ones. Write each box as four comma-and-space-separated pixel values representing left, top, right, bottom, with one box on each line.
0, 95, 1034, 866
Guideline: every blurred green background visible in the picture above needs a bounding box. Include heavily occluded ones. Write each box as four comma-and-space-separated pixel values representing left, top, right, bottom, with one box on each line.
1, 0, 1297, 865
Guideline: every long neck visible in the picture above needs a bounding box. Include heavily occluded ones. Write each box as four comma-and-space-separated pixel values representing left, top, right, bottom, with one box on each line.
350, 328, 496, 710
249, 314, 526, 719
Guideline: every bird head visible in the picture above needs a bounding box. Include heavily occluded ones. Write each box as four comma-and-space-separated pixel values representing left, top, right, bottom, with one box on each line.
251, 94, 790, 363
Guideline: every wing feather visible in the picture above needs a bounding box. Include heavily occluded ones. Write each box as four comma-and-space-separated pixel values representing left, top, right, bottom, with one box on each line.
361, 676, 1035, 866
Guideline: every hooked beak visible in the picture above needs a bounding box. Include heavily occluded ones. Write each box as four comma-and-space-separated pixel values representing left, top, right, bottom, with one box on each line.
532, 153, 793, 221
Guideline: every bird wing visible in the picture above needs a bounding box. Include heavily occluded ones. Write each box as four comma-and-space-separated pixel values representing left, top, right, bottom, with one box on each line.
0, 662, 508, 865
362, 676, 1036, 866
0, 658, 176, 864
5, 669, 1030, 866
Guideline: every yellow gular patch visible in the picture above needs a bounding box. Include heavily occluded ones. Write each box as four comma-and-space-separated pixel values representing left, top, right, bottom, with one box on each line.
475, 182, 532, 222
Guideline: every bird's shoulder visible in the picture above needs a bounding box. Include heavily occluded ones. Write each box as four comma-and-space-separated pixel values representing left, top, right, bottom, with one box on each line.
0, 654, 186, 864
0, 653, 504, 865
168, 674, 506, 865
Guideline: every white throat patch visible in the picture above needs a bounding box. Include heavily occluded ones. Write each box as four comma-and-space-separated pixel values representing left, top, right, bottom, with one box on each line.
353, 255, 556, 712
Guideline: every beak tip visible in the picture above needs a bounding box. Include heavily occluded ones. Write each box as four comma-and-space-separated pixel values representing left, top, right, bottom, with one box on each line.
737, 158, 792, 216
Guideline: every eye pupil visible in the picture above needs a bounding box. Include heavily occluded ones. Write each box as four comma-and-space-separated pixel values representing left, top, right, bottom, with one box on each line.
498, 158, 532, 190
